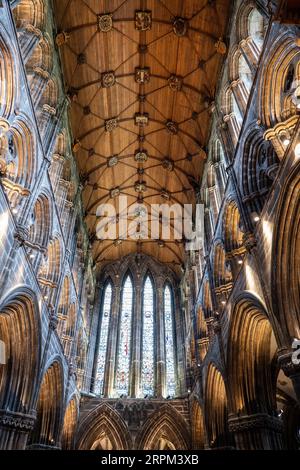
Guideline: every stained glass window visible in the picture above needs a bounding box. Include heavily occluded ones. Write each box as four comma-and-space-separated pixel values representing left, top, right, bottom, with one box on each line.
141, 275, 155, 396
164, 284, 176, 397
116, 275, 133, 396
94, 282, 112, 395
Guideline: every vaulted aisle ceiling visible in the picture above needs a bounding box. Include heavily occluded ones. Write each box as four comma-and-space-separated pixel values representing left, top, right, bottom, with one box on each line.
54, 0, 231, 273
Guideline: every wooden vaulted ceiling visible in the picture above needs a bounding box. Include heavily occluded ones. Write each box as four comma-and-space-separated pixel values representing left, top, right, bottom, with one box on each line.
54, 0, 231, 273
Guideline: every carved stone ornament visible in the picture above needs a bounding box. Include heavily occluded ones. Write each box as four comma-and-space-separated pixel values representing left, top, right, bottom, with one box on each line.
162, 158, 174, 171
135, 11, 152, 31
168, 75, 183, 91
135, 113, 149, 127
97, 14, 113, 32
55, 31, 70, 47
215, 38, 227, 55
173, 17, 188, 37
135, 67, 150, 84
108, 155, 119, 167
161, 189, 170, 200
72, 139, 81, 153
135, 181, 147, 193
101, 71, 116, 88
110, 187, 120, 198
242, 232, 257, 253
166, 120, 178, 135
135, 150, 148, 162
228, 413, 283, 433
105, 118, 118, 132
0, 410, 36, 431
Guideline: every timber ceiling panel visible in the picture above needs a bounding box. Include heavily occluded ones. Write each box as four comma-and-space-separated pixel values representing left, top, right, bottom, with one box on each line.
53, 0, 230, 273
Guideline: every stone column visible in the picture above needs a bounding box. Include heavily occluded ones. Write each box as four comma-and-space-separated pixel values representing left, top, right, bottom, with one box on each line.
104, 284, 121, 397
229, 413, 283, 450
278, 350, 300, 405
130, 283, 142, 398
0, 410, 36, 450
156, 285, 166, 398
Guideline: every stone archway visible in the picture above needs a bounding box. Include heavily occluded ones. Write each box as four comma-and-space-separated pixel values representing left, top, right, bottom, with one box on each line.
28, 359, 64, 449
136, 404, 190, 450
76, 403, 132, 450
0, 288, 40, 449
227, 295, 282, 449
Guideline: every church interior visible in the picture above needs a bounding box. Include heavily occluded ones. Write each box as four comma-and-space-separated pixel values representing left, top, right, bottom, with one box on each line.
0, 0, 300, 451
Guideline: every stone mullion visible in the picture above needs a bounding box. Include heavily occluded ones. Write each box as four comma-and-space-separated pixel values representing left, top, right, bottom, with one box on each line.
88, 285, 103, 394
130, 284, 142, 398
213, 162, 226, 198
174, 288, 185, 396
156, 285, 165, 398
104, 285, 120, 397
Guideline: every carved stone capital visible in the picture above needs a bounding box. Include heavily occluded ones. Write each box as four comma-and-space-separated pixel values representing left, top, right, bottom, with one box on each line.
278, 350, 300, 378
0, 409, 36, 432
228, 413, 283, 433
242, 232, 257, 253
49, 311, 58, 331
14, 224, 29, 246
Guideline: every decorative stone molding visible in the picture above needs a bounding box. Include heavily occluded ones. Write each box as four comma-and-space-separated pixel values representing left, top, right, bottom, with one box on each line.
228, 413, 283, 433
278, 350, 300, 378
97, 14, 113, 32
0, 410, 36, 432
135, 67, 150, 84
173, 17, 188, 37
55, 31, 69, 46
166, 120, 178, 135
264, 116, 299, 159
135, 11, 152, 31
49, 312, 58, 331
14, 224, 30, 246
101, 71, 116, 88
242, 232, 257, 253
105, 118, 118, 132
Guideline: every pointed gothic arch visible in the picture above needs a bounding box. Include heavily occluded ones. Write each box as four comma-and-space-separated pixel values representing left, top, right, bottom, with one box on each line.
76, 403, 132, 450
28, 359, 64, 449
136, 404, 190, 450
204, 363, 230, 449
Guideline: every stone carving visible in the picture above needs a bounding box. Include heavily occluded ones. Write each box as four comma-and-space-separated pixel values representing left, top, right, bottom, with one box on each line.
101, 71, 116, 88
135, 67, 150, 84
97, 14, 113, 32
161, 189, 170, 200
72, 139, 81, 153
55, 31, 69, 46
135, 113, 149, 127
173, 17, 188, 37
135, 181, 147, 193
108, 155, 119, 167
228, 413, 283, 433
215, 38, 227, 55
135, 150, 148, 162
0, 410, 36, 431
242, 232, 257, 252
135, 11, 152, 31
168, 75, 182, 91
166, 120, 178, 135
105, 118, 118, 132
162, 158, 174, 171
110, 187, 120, 198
